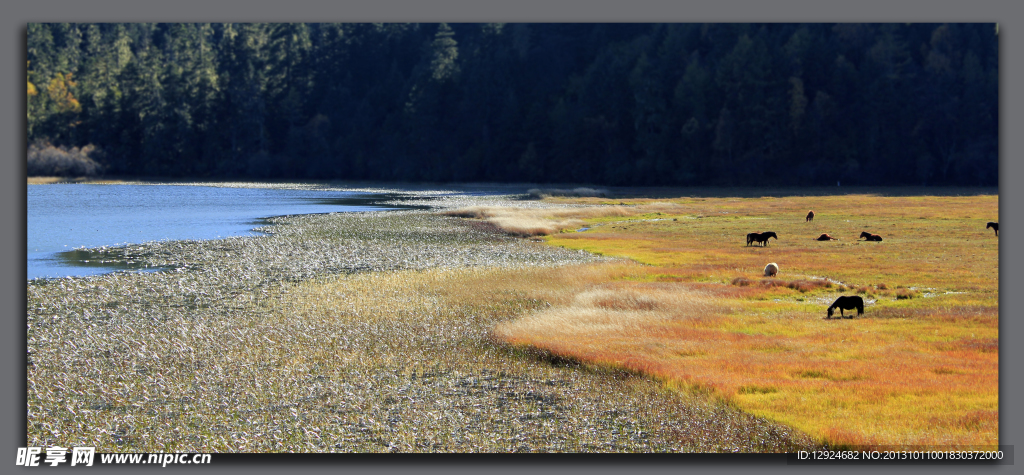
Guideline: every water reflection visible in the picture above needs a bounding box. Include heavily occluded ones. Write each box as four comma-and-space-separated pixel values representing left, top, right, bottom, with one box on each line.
52, 248, 171, 273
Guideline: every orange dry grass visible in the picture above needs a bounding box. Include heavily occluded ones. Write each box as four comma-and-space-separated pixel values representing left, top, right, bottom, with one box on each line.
492, 191, 998, 448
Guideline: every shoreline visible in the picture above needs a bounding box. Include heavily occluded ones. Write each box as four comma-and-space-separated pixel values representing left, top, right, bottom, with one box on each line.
27, 176, 999, 198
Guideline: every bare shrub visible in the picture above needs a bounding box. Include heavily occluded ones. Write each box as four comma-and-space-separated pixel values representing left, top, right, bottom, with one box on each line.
27, 141, 104, 176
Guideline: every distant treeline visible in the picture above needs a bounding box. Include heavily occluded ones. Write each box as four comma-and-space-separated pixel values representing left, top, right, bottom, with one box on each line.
27, 23, 997, 185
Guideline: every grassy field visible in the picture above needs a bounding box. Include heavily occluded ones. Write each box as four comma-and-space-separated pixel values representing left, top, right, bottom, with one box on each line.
27, 190, 817, 453
27, 183, 996, 451
479, 190, 998, 448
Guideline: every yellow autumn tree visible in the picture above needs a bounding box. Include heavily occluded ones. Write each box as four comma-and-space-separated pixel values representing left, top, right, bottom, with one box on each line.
27, 62, 38, 95
47, 72, 81, 114
27, 61, 39, 135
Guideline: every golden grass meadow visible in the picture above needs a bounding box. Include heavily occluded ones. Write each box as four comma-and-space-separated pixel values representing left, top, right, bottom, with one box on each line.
477, 190, 999, 448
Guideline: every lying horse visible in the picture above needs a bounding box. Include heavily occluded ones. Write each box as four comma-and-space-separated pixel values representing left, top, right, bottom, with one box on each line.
747, 231, 778, 247
827, 296, 864, 319
806, 210, 814, 222
987, 222, 998, 236
859, 231, 883, 242
815, 233, 838, 241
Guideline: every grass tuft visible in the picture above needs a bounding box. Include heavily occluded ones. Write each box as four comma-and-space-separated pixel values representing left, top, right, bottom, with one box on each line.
738, 385, 778, 395
895, 288, 920, 299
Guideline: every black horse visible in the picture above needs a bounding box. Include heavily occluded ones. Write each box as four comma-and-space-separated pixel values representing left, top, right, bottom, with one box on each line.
746, 231, 778, 247
987, 222, 998, 236
806, 210, 815, 222
859, 231, 883, 242
827, 296, 864, 319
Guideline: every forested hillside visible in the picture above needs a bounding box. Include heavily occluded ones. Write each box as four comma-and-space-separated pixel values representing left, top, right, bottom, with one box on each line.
26, 23, 998, 186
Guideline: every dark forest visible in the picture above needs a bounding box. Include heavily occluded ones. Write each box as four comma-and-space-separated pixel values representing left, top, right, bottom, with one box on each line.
26, 23, 998, 186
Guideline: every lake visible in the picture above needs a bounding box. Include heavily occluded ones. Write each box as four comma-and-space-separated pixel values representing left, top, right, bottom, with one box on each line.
27, 184, 400, 280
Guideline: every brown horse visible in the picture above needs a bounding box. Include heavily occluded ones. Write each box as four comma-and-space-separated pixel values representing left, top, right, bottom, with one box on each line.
747, 231, 778, 247
987, 222, 998, 236
859, 231, 883, 242
827, 296, 864, 319
815, 233, 837, 241
806, 210, 814, 222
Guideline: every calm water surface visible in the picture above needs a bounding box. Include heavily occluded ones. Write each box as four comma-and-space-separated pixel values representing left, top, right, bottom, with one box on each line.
27, 184, 395, 279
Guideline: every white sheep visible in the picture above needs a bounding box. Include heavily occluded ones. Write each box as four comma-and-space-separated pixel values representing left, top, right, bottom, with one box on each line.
764, 262, 779, 277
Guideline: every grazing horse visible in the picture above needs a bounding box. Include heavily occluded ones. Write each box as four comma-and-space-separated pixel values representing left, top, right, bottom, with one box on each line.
806, 210, 815, 222
815, 233, 838, 241
827, 296, 864, 319
747, 231, 778, 247
987, 222, 998, 236
859, 231, 883, 242
764, 262, 779, 277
